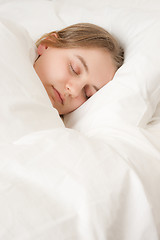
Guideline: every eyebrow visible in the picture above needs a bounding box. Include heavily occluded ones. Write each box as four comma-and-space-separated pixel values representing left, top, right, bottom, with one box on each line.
75, 55, 89, 73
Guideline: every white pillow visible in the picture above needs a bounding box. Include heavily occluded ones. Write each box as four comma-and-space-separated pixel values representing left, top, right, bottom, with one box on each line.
63, 5, 160, 134
1, 1, 160, 136
0, 18, 64, 143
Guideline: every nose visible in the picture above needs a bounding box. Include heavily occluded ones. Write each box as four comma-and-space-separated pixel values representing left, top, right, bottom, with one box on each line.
65, 78, 86, 98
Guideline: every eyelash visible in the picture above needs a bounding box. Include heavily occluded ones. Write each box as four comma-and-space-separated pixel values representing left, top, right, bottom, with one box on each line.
69, 63, 78, 75
85, 93, 90, 100
84, 86, 91, 100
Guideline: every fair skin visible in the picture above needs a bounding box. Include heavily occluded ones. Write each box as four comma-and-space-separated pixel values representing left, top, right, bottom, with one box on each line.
34, 44, 116, 115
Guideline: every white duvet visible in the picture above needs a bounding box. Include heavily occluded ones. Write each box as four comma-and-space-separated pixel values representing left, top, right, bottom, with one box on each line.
0, 0, 160, 239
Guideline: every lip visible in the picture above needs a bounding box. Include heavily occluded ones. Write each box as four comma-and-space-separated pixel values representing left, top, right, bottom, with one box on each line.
52, 86, 64, 104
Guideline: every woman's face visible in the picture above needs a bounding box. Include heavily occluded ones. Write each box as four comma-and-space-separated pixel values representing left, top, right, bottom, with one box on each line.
34, 45, 116, 115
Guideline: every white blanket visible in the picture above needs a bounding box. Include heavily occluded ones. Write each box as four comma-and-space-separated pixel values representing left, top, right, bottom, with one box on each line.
0, 0, 160, 239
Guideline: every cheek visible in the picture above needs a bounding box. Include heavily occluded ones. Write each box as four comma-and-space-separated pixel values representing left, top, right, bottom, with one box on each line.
36, 58, 56, 85
70, 96, 86, 111
35, 58, 48, 80
44, 60, 68, 84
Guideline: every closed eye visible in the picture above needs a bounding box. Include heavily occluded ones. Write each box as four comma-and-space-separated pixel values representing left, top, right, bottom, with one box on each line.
84, 85, 99, 100
84, 91, 90, 100
69, 63, 79, 75
84, 86, 92, 100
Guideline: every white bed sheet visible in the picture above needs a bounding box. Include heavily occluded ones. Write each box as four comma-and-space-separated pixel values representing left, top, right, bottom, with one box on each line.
0, 0, 160, 239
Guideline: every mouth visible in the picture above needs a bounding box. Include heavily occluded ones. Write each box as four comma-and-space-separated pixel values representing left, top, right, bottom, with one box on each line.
52, 86, 64, 104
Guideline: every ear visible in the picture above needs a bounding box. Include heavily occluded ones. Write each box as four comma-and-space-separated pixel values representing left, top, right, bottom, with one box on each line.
37, 33, 58, 55
51, 32, 58, 38
37, 44, 48, 55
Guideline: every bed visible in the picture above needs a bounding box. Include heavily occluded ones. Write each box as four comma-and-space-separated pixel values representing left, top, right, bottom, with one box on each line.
0, 0, 160, 239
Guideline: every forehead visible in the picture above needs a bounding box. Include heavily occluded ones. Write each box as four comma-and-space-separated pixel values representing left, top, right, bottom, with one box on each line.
69, 47, 116, 86
68, 47, 108, 58
68, 47, 114, 69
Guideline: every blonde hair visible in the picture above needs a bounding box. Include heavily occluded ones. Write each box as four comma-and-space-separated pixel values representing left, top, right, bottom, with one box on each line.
36, 23, 124, 69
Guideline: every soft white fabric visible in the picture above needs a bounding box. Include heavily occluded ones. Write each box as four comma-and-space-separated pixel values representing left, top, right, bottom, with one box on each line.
0, 0, 160, 239
0, 18, 64, 143
63, 2, 160, 133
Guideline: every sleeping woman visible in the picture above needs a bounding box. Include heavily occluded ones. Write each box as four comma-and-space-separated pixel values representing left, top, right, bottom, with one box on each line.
34, 23, 124, 115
